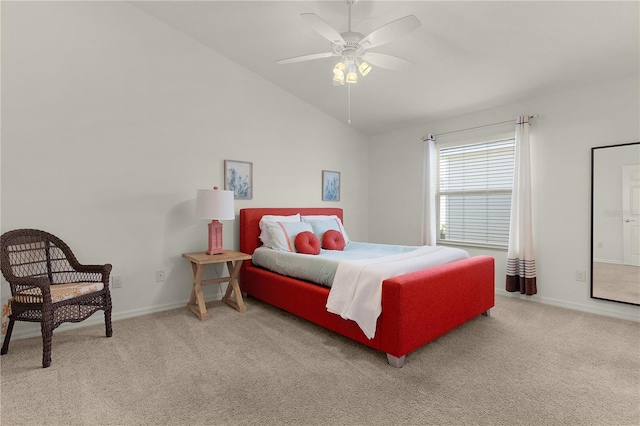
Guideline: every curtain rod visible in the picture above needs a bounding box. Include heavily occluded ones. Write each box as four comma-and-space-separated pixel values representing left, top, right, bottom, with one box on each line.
422, 115, 537, 141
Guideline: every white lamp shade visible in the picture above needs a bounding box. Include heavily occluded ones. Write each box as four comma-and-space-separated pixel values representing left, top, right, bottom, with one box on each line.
195, 188, 235, 220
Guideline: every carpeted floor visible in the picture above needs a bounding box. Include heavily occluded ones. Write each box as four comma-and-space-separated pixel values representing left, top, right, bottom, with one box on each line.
592, 262, 640, 305
0, 295, 638, 425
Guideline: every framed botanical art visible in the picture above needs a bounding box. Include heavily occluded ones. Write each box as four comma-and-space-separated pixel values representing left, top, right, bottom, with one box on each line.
322, 170, 340, 201
224, 160, 253, 199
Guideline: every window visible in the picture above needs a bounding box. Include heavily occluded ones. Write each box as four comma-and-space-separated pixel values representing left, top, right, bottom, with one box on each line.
437, 137, 515, 248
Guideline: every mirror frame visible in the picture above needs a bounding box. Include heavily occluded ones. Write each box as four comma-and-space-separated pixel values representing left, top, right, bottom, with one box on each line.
590, 141, 640, 306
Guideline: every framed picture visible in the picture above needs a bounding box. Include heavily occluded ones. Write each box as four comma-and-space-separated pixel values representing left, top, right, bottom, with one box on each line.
224, 160, 253, 199
322, 170, 340, 202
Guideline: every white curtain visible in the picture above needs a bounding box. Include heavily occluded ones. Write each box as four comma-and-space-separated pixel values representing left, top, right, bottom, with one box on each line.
421, 136, 437, 246
506, 115, 537, 295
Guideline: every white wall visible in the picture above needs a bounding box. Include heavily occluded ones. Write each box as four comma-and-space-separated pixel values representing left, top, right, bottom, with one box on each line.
1, 2, 370, 337
370, 75, 640, 321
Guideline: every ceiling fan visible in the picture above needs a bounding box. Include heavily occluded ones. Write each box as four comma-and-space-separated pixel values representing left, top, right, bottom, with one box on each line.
277, 0, 421, 85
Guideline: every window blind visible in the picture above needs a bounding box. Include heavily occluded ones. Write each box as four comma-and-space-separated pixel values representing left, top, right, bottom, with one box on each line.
437, 138, 515, 246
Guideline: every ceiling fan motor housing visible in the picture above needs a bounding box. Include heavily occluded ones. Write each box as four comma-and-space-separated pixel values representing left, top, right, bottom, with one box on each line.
333, 31, 365, 57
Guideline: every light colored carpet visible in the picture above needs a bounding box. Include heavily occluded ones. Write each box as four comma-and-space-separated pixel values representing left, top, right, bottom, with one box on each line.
0, 295, 638, 425
592, 262, 640, 305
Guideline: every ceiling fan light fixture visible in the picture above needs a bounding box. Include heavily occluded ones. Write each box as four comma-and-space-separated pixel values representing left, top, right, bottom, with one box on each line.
277, 1, 421, 123
333, 62, 346, 79
358, 60, 372, 76
346, 64, 358, 83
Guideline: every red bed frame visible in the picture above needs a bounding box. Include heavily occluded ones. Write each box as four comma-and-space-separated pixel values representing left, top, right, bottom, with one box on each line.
239, 208, 495, 367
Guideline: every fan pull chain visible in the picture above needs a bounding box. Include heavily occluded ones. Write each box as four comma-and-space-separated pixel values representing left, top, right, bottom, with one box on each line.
348, 83, 352, 126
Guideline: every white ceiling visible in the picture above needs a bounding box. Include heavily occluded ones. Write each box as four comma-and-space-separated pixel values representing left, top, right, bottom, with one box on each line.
132, 0, 639, 135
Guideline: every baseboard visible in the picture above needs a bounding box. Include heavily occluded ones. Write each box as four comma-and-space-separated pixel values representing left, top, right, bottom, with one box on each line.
593, 258, 623, 265
9, 293, 225, 341
495, 289, 640, 322
10, 289, 637, 341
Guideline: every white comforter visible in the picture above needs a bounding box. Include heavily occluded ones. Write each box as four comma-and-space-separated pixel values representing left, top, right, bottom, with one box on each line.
325, 245, 469, 339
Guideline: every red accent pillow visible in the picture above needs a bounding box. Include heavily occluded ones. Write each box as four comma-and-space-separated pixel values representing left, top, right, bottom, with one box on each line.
294, 231, 321, 255
322, 229, 346, 251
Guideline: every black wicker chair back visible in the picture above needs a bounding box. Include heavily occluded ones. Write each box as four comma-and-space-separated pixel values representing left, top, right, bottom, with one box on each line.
1, 229, 113, 368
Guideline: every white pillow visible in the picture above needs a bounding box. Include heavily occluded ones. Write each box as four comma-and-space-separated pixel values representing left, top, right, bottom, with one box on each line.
259, 214, 300, 246
301, 215, 340, 221
263, 221, 314, 252
302, 216, 350, 244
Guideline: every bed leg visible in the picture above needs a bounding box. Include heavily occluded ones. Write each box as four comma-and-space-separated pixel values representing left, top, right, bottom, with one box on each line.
481, 309, 491, 316
386, 354, 405, 368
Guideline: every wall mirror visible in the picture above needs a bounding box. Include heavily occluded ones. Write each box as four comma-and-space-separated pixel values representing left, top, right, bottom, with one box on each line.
591, 142, 640, 306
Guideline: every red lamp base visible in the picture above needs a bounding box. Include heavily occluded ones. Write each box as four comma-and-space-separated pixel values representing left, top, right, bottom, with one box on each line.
206, 220, 224, 255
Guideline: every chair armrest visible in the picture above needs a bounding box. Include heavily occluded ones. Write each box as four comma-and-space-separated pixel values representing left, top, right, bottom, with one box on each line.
74, 263, 111, 274
101, 264, 113, 283
74, 263, 111, 273
70, 263, 112, 283
7, 276, 51, 292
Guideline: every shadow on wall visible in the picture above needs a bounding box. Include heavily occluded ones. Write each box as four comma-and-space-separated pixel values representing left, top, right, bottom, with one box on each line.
163, 198, 198, 287
162, 198, 229, 303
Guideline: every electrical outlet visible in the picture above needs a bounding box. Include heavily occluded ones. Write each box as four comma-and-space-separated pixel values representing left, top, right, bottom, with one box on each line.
156, 270, 165, 282
112, 275, 122, 288
575, 270, 586, 282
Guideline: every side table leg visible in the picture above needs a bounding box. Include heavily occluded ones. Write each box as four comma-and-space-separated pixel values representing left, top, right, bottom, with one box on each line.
221, 260, 247, 313
186, 262, 209, 320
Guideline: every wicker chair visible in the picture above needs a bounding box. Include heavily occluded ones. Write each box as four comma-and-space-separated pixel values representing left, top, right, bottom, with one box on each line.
1, 229, 113, 368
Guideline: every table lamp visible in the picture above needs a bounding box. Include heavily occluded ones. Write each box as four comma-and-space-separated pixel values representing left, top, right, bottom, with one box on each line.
195, 186, 235, 255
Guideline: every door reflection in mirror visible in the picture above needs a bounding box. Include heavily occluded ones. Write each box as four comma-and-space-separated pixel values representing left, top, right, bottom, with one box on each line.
591, 142, 640, 306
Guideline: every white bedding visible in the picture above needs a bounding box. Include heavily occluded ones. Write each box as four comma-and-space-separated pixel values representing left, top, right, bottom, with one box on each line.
326, 246, 469, 339
251, 242, 418, 287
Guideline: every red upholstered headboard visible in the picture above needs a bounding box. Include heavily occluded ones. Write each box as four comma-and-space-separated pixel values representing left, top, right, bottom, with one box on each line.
239, 208, 343, 255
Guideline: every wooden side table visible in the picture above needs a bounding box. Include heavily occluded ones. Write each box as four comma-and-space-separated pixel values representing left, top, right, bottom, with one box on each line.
182, 250, 252, 320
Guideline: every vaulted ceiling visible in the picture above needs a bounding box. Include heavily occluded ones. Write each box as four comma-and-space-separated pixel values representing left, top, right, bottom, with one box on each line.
132, 1, 639, 135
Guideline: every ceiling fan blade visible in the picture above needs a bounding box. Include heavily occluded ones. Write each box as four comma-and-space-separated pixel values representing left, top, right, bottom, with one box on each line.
276, 52, 336, 65
362, 52, 414, 71
300, 13, 345, 45
360, 15, 421, 49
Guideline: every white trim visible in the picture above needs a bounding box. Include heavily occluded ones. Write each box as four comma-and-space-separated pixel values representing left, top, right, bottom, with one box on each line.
9, 291, 226, 341
10, 289, 637, 341
496, 289, 640, 322
434, 130, 515, 149
421, 138, 437, 245
593, 258, 624, 265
